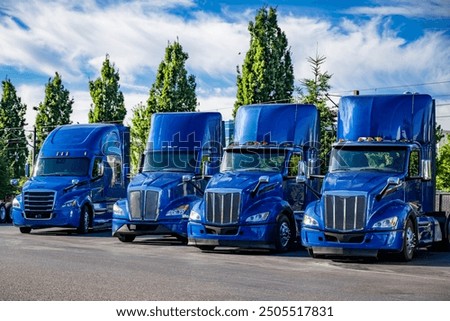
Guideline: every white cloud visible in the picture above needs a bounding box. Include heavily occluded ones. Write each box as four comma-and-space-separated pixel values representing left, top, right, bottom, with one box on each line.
345, 0, 450, 18
1, 0, 450, 130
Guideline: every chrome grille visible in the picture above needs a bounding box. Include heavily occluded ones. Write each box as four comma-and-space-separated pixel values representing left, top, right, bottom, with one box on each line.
24, 190, 55, 219
129, 191, 141, 219
324, 194, 366, 231
144, 190, 159, 220
205, 190, 240, 224
129, 190, 160, 220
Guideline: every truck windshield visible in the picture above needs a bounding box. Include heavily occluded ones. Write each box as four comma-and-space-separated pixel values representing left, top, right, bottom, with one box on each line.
34, 158, 90, 176
221, 149, 286, 172
330, 146, 406, 173
143, 151, 197, 172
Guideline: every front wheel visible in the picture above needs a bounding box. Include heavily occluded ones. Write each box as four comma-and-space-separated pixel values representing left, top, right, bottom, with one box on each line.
275, 214, 293, 252
77, 206, 90, 234
398, 219, 416, 261
198, 245, 215, 251
19, 227, 31, 234
0, 205, 6, 223
117, 234, 136, 243
5, 202, 12, 223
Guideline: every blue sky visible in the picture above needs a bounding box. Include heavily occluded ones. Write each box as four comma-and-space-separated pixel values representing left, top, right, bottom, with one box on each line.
0, 0, 449, 129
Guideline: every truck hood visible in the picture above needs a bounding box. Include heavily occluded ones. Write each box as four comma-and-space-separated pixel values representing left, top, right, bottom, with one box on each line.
323, 171, 402, 195
129, 172, 186, 190
23, 176, 88, 192
207, 171, 280, 191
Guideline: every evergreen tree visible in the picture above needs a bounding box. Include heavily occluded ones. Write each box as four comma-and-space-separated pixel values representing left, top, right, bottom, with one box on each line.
147, 40, 197, 114
130, 102, 151, 173
128, 40, 197, 172
34, 72, 73, 153
233, 6, 294, 117
0, 78, 29, 179
88, 54, 126, 123
437, 135, 450, 191
299, 53, 336, 174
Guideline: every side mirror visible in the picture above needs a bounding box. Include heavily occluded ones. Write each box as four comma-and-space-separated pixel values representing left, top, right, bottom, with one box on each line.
25, 163, 30, 177
99, 162, 105, 177
376, 176, 402, 201
258, 176, 269, 184
138, 153, 145, 173
387, 177, 401, 186
182, 175, 193, 183
422, 160, 432, 181
71, 179, 80, 185
296, 161, 307, 183
10, 179, 19, 186
202, 161, 211, 177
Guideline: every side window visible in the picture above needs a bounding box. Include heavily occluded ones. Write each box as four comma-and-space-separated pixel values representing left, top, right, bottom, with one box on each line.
287, 153, 302, 177
408, 150, 420, 177
107, 155, 122, 187
92, 157, 103, 178
102, 131, 121, 156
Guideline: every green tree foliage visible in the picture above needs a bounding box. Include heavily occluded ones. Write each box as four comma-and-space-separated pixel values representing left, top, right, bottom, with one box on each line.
437, 135, 450, 191
147, 40, 197, 114
299, 53, 336, 174
233, 6, 294, 117
0, 78, 29, 182
129, 40, 197, 172
34, 72, 73, 153
88, 54, 126, 123
130, 102, 151, 174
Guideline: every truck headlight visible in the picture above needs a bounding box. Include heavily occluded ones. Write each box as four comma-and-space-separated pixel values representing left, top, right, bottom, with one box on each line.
372, 216, 398, 229
303, 214, 319, 227
62, 199, 77, 208
113, 203, 124, 216
12, 198, 20, 209
166, 204, 189, 217
189, 209, 201, 221
246, 212, 269, 223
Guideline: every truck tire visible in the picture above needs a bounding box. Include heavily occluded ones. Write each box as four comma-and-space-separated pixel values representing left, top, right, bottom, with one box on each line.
275, 214, 293, 252
20, 227, 31, 234
0, 204, 6, 223
398, 219, 416, 261
77, 206, 90, 234
5, 202, 12, 223
117, 234, 136, 243
198, 245, 215, 251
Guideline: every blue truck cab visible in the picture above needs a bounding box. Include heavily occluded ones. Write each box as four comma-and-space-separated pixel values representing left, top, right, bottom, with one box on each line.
188, 103, 320, 252
301, 93, 449, 261
112, 112, 223, 243
12, 123, 130, 234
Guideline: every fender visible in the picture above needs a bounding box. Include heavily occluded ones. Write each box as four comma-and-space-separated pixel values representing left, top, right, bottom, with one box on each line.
243, 196, 294, 225
369, 199, 417, 231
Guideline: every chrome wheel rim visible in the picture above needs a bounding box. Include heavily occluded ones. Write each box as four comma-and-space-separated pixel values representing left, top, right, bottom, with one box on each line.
279, 221, 291, 248
405, 225, 416, 259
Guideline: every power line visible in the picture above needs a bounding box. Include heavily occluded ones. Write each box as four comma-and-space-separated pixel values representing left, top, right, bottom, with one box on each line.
330, 80, 450, 96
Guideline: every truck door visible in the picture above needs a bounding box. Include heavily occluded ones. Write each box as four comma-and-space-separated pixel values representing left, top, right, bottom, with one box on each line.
283, 153, 304, 211
405, 149, 421, 205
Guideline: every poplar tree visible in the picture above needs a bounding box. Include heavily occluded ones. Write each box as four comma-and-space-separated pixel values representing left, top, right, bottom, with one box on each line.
299, 53, 336, 174
0, 78, 29, 179
88, 54, 126, 123
147, 40, 197, 114
130, 102, 151, 173
129, 40, 197, 172
437, 135, 450, 192
34, 72, 73, 153
233, 6, 294, 117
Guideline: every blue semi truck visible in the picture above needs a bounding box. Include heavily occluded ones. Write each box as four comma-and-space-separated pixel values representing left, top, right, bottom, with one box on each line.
12, 123, 130, 234
188, 103, 320, 252
301, 93, 449, 261
112, 112, 223, 243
